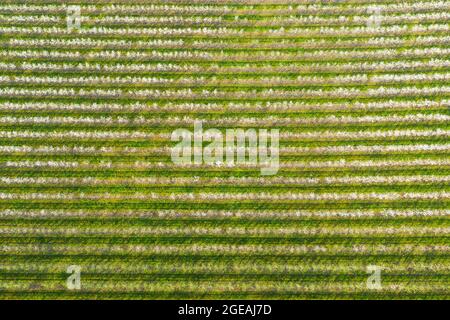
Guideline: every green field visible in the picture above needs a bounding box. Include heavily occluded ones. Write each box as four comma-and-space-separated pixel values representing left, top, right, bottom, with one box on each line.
0, 0, 449, 299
